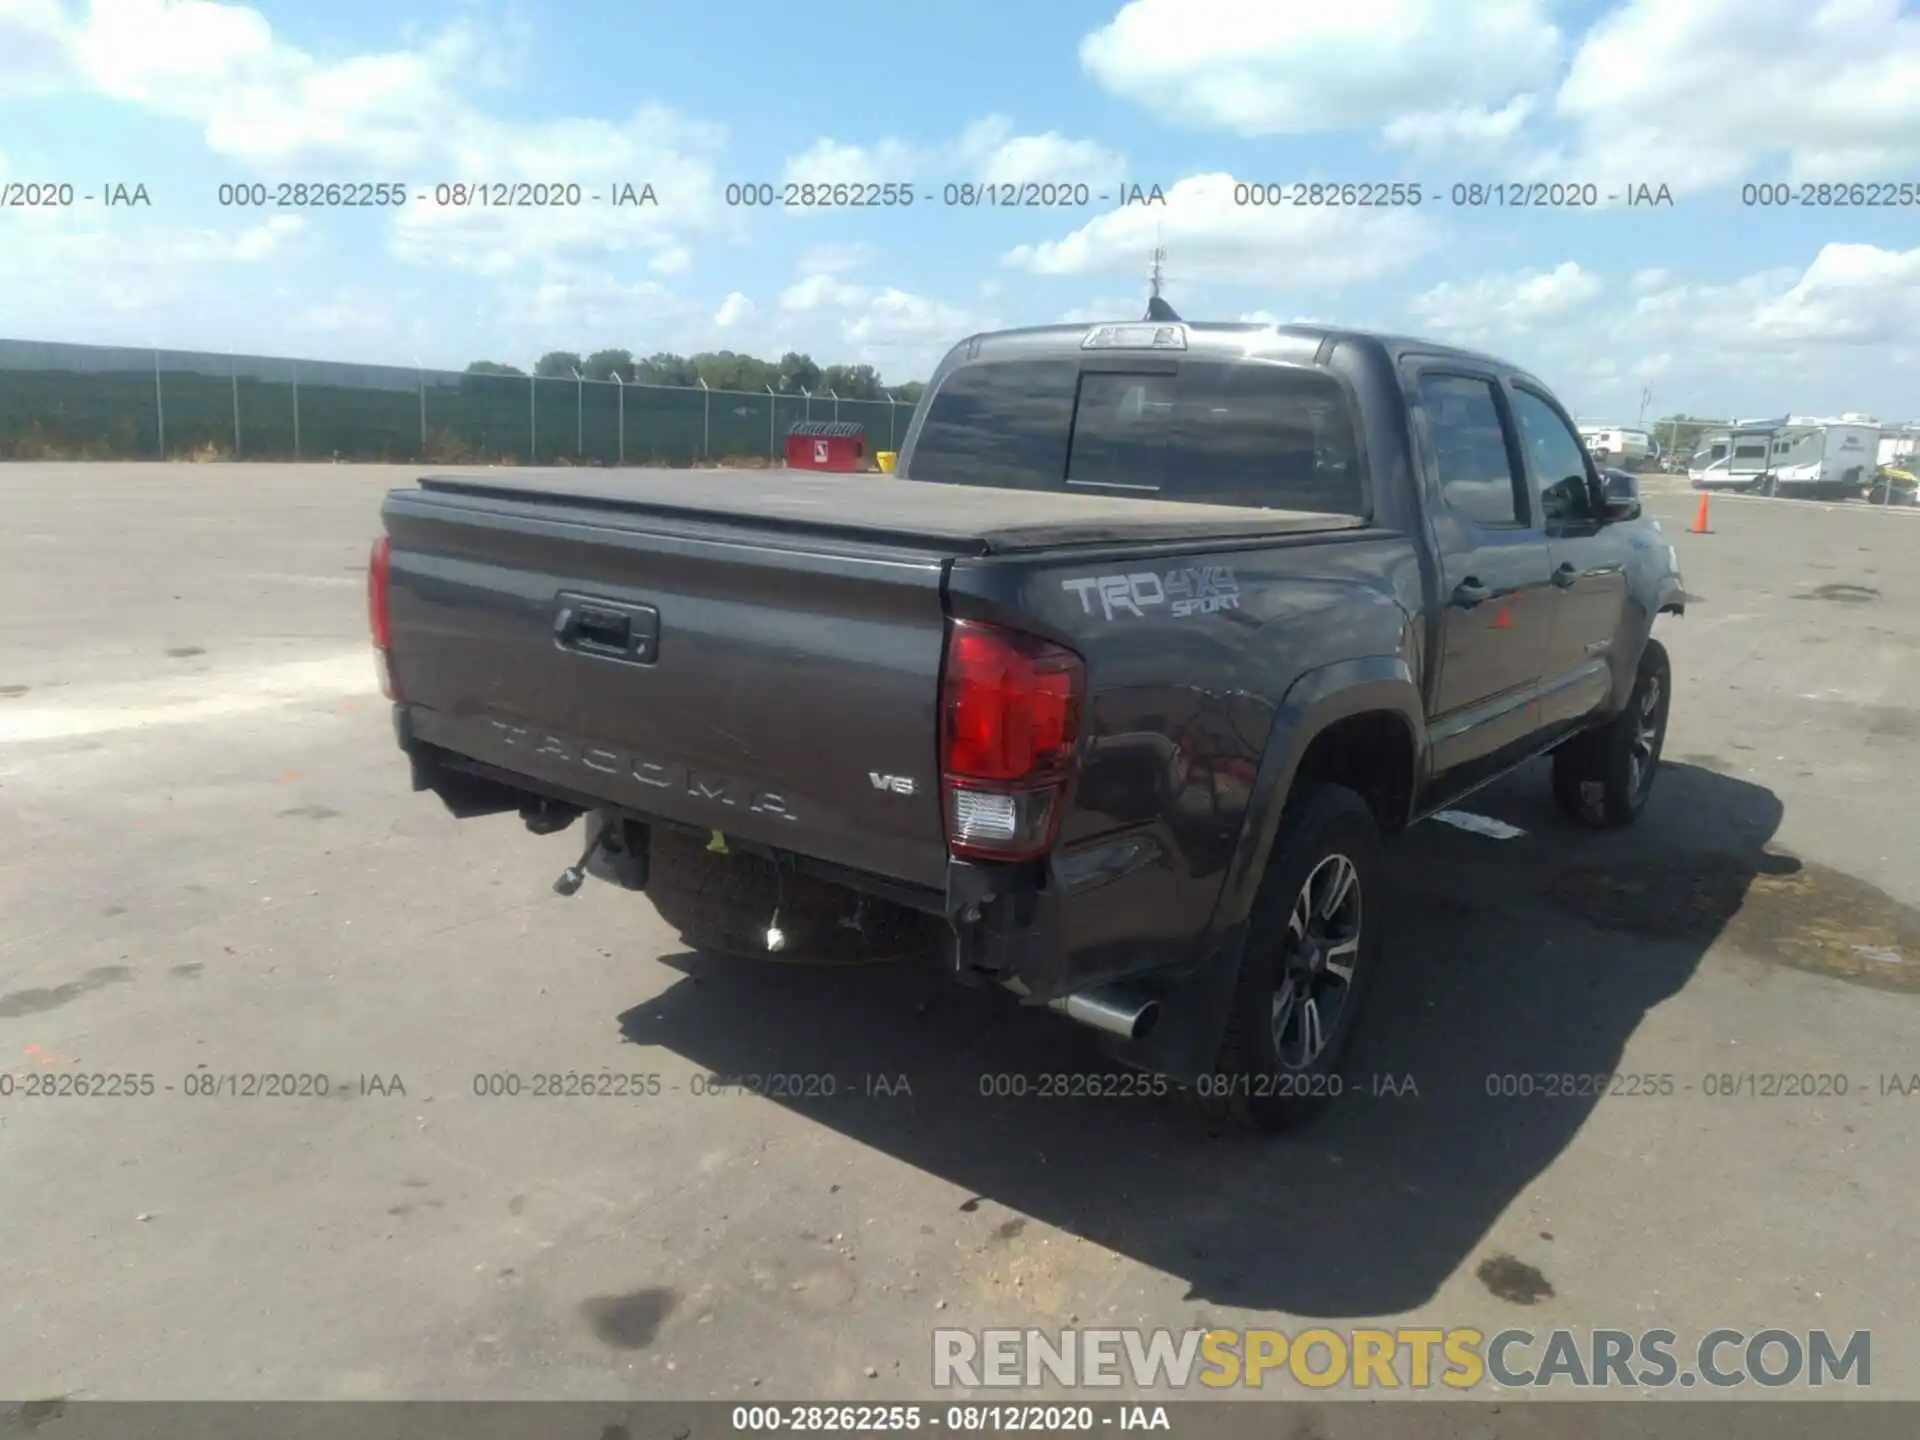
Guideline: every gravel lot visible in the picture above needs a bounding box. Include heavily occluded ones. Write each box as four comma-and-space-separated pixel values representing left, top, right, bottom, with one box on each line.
2, 463, 1917, 1405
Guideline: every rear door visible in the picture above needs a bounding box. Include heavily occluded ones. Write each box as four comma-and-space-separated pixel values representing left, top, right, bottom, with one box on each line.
382, 492, 955, 889
1403, 364, 1558, 799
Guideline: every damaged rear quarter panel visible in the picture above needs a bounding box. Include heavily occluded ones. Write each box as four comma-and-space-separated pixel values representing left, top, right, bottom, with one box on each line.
944, 530, 1424, 991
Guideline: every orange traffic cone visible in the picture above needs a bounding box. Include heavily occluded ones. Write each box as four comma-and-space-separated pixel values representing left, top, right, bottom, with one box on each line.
1689, 492, 1711, 534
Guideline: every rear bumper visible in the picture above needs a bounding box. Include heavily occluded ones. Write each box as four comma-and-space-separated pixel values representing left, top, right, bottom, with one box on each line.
392, 702, 1225, 1073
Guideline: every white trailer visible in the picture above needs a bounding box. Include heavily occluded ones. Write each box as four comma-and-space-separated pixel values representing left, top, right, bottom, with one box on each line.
1726, 419, 1880, 499
1686, 430, 1733, 482
1879, 426, 1919, 468
1578, 426, 1652, 468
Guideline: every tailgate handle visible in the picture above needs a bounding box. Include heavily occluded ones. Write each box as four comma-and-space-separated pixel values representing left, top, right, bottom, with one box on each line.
553, 597, 658, 663
570, 607, 630, 653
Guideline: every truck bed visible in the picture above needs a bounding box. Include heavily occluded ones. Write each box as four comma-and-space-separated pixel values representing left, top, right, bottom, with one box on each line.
414, 467, 1369, 556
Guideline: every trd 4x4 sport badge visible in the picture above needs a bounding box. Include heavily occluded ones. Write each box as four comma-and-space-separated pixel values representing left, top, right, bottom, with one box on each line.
1061, 566, 1242, 621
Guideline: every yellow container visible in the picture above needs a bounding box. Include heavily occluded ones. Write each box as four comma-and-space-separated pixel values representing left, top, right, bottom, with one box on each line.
875, 451, 898, 473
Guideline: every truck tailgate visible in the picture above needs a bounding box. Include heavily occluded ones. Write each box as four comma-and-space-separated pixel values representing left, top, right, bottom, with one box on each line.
382, 485, 954, 892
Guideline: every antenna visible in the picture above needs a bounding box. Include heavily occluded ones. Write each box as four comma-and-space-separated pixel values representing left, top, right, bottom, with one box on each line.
1144, 227, 1180, 322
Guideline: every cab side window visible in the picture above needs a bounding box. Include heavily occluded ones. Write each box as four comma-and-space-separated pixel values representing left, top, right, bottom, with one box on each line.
1509, 387, 1594, 526
1417, 374, 1524, 526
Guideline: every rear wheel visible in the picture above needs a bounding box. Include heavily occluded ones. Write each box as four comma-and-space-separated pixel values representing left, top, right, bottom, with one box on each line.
1192, 783, 1386, 1133
1551, 638, 1671, 828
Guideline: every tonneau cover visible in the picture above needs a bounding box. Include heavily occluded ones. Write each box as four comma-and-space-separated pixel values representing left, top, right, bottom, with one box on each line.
412, 467, 1370, 555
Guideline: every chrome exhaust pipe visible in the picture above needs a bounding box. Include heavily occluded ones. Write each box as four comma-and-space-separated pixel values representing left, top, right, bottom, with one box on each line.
1047, 986, 1161, 1041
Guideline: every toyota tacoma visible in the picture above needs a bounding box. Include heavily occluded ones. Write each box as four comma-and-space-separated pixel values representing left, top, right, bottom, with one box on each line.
372, 317, 1686, 1130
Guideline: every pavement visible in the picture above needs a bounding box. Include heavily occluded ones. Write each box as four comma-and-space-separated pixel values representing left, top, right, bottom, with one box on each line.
1, 462, 1918, 1405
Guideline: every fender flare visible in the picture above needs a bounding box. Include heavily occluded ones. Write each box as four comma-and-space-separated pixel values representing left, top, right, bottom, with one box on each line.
1143, 656, 1426, 1083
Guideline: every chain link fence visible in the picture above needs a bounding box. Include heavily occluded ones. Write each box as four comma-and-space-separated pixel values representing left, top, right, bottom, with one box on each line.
0, 339, 918, 465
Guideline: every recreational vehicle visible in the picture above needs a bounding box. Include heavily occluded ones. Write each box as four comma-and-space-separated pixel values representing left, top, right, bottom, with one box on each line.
1686, 431, 1733, 482
1724, 418, 1880, 499
1879, 426, 1920, 468
1578, 426, 1653, 468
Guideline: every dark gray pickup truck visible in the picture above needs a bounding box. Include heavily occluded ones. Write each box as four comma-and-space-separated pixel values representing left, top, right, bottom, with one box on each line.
373, 319, 1686, 1130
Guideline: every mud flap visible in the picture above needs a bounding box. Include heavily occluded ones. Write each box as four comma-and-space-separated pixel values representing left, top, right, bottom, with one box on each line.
1104, 921, 1250, 1085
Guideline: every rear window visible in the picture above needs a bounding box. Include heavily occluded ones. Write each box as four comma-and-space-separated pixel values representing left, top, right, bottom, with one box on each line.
905, 357, 1365, 514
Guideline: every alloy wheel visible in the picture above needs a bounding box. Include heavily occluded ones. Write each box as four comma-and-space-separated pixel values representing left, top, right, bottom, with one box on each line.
1271, 853, 1363, 1068
1628, 673, 1664, 802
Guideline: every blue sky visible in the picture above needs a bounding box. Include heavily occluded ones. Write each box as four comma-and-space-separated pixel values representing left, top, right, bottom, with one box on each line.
2, 0, 1918, 422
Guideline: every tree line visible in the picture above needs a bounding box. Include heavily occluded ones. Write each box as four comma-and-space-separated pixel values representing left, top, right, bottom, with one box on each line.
464, 349, 926, 404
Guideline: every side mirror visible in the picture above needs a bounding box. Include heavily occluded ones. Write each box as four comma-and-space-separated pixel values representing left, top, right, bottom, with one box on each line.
1600, 469, 1641, 522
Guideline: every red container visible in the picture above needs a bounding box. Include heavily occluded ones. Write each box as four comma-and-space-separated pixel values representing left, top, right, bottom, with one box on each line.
785, 420, 868, 471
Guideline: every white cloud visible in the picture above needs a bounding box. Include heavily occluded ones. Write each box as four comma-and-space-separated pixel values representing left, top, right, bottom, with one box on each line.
714, 293, 756, 328
2, 3, 730, 274
748, 268, 989, 376
782, 137, 920, 188
1002, 172, 1440, 289
1382, 96, 1538, 164
230, 214, 304, 261
3, 0, 514, 167
1055, 297, 1146, 325
1544, 0, 1920, 193
0, 0, 68, 93
1080, 0, 1560, 136
842, 288, 976, 351
952, 115, 1126, 188
779, 115, 1126, 196
797, 242, 879, 276
1409, 261, 1603, 332
292, 301, 387, 335
493, 264, 695, 341
0, 208, 312, 317
386, 106, 732, 277
781, 273, 868, 312
1402, 245, 1920, 418
1745, 243, 1920, 345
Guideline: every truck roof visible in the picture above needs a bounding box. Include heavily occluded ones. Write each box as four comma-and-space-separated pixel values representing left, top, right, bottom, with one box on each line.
948, 320, 1537, 384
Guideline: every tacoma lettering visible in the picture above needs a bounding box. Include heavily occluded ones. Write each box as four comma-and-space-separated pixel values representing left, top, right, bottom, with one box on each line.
486, 719, 795, 819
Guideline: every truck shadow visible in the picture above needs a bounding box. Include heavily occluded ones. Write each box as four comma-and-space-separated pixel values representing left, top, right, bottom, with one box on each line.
617, 759, 1785, 1317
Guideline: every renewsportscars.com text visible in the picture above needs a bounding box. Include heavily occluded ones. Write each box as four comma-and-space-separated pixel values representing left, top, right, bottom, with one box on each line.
932, 1327, 1871, 1391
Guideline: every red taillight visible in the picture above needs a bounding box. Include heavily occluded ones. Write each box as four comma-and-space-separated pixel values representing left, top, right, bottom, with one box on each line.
940, 619, 1085, 862
368, 535, 397, 699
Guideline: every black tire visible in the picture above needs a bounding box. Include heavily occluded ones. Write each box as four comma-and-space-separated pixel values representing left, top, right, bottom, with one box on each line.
1551, 638, 1672, 828
643, 827, 931, 964
1190, 783, 1386, 1133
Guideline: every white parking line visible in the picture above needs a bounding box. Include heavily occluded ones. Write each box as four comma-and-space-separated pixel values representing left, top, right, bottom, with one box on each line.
1431, 810, 1526, 840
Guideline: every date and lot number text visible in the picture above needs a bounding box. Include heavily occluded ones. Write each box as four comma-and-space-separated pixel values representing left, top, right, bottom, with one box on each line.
1486, 1072, 1920, 1099
730, 1405, 1115, 1431
214, 182, 658, 208
1231, 181, 1678, 208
